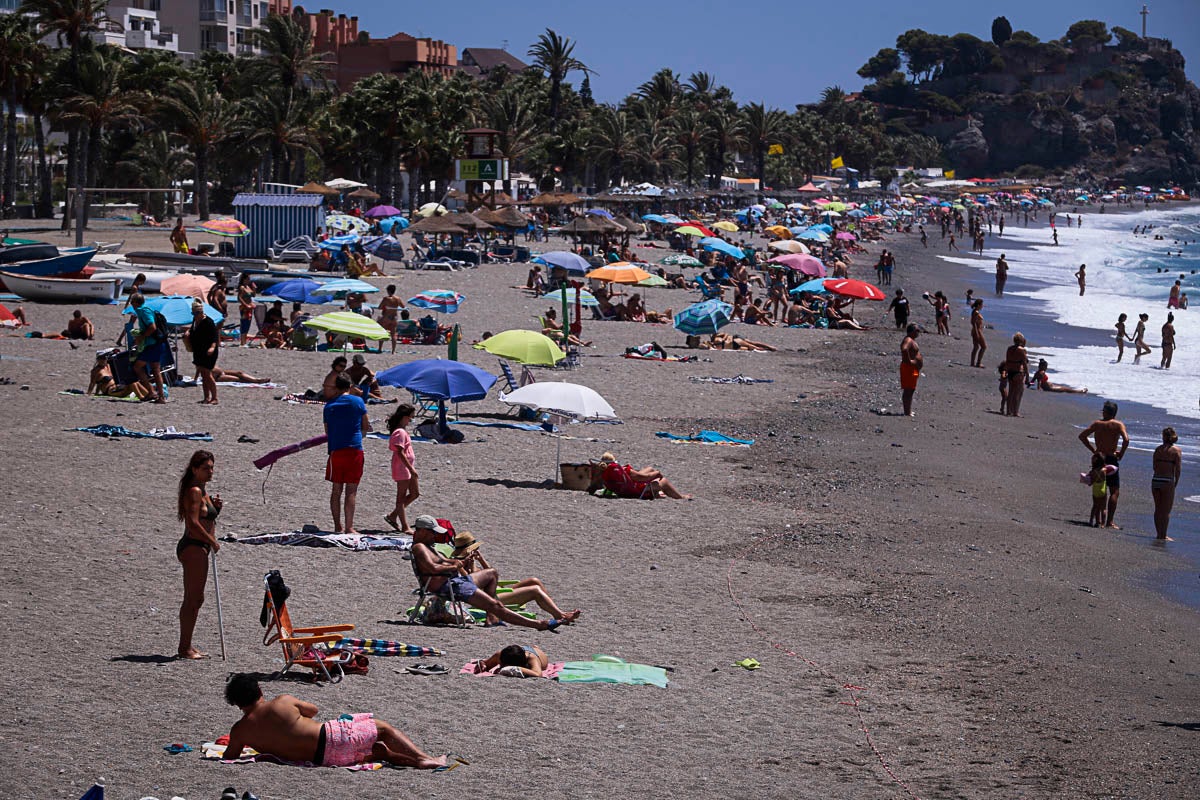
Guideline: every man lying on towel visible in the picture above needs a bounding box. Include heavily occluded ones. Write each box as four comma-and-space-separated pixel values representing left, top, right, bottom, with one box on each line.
223, 673, 449, 769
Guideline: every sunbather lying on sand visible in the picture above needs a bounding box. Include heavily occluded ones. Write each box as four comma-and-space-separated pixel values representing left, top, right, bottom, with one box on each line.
706, 332, 777, 351
222, 674, 453, 769
211, 367, 270, 383
410, 516, 581, 630
88, 354, 150, 399
472, 644, 549, 677
587, 452, 691, 499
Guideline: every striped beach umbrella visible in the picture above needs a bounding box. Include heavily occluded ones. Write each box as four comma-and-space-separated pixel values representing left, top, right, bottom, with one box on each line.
409, 290, 465, 313
542, 287, 599, 307
325, 214, 370, 233
197, 218, 249, 237
673, 299, 733, 336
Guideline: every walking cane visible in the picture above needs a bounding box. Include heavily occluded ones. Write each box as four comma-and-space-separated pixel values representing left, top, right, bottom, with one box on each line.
210, 550, 227, 661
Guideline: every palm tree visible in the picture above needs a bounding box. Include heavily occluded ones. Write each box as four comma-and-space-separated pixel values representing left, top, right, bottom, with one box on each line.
249, 13, 331, 99
238, 90, 323, 184
21, 0, 114, 224
59, 47, 140, 192
703, 103, 743, 189
742, 102, 786, 188
157, 74, 236, 220
0, 13, 39, 212
114, 129, 192, 218
587, 106, 637, 188
671, 107, 705, 188
527, 29, 589, 128
637, 69, 681, 120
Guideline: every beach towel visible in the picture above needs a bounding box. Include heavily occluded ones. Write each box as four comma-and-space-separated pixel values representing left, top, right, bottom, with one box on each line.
459, 660, 565, 680
58, 389, 141, 402
450, 419, 548, 432
688, 375, 774, 384
558, 656, 669, 688
622, 352, 697, 363
69, 424, 212, 441
335, 637, 442, 657
229, 529, 411, 552
201, 740, 384, 771
655, 430, 754, 446
177, 377, 287, 389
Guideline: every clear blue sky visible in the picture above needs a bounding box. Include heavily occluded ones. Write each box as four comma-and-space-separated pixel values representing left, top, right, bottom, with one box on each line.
333, 1, 1199, 108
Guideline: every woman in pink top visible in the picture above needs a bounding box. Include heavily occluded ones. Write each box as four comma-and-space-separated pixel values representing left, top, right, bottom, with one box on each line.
384, 404, 419, 532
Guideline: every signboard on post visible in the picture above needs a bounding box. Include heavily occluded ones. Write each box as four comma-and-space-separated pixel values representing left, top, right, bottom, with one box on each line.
455, 159, 509, 182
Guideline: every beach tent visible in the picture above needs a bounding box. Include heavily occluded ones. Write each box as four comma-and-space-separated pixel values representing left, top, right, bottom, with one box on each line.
233, 193, 325, 259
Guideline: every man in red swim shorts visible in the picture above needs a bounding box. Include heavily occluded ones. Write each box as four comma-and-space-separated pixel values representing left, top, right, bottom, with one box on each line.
323, 374, 369, 533
222, 673, 457, 769
899, 323, 923, 417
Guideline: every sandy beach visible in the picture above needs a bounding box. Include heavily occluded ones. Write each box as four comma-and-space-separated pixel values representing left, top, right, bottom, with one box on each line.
1, 220, 1197, 799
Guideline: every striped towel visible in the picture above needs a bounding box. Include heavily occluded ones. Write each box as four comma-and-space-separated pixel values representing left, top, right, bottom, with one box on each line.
335, 637, 442, 657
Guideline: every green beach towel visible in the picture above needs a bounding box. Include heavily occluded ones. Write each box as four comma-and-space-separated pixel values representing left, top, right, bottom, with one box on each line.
558, 655, 669, 688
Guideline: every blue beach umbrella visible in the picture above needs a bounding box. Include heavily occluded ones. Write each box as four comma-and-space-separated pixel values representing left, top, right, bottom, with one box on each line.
846, 208, 868, 218
699, 237, 745, 260
810, 223, 835, 234
376, 358, 496, 402
308, 278, 379, 297
317, 233, 360, 251
642, 214, 671, 224
585, 208, 615, 219
790, 278, 830, 295
533, 251, 591, 275
363, 235, 407, 264
379, 216, 409, 234
673, 299, 734, 336
797, 230, 829, 242
123, 295, 224, 326
263, 278, 323, 303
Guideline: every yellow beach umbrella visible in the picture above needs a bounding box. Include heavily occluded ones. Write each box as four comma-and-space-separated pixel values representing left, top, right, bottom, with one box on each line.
303, 311, 389, 340
765, 225, 792, 239
586, 264, 653, 284
713, 220, 739, 232
474, 329, 565, 366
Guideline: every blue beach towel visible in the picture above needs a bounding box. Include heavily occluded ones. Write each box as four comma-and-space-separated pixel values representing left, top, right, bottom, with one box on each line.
655, 430, 754, 446
69, 424, 212, 441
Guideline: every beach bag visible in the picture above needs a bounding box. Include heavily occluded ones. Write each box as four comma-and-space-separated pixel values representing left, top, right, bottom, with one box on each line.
418, 597, 473, 626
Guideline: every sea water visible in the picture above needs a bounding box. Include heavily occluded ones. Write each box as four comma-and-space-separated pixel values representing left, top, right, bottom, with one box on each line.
938, 207, 1200, 607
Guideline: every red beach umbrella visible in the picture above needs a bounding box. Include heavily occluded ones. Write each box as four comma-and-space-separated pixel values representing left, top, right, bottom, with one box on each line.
825, 279, 886, 301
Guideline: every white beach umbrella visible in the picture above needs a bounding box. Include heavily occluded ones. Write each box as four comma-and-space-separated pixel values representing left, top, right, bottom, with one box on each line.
500, 382, 618, 483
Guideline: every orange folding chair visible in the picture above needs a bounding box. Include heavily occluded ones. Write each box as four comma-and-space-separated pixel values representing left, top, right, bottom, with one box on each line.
261, 571, 356, 682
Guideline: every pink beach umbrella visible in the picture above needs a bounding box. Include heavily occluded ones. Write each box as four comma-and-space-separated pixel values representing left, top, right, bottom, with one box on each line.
767, 253, 826, 277
835, 231, 856, 241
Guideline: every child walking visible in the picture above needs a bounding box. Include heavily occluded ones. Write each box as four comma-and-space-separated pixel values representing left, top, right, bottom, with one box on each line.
384, 404, 419, 533
1083, 453, 1116, 528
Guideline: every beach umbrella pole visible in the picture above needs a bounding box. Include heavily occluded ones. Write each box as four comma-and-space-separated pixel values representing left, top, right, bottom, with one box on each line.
211, 550, 227, 661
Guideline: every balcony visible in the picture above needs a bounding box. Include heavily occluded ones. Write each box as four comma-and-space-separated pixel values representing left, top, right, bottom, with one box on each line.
236, 43, 256, 55
199, 9, 227, 22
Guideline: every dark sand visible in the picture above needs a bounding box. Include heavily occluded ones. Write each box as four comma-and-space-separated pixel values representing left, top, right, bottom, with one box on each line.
1, 221, 1197, 799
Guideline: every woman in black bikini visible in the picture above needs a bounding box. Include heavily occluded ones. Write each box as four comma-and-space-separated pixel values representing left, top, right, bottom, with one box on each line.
176, 450, 222, 659
1151, 428, 1182, 541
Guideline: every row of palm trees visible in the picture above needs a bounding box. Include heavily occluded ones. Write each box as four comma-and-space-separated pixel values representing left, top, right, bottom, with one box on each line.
0, 4, 944, 220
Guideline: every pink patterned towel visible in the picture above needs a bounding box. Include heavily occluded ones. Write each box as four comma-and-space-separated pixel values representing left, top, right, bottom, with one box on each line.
459, 660, 564, 680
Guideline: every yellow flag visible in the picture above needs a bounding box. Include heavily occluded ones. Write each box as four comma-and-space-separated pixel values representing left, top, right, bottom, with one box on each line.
768, 143, 784, 156
943, 169, 956, 179
830, 156, 845, 169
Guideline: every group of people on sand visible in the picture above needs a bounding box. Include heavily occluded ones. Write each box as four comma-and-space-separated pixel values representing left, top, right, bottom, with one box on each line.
1113, 312, 1176, 369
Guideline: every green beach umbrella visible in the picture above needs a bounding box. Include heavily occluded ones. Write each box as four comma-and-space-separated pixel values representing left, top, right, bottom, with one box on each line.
474, 329, 565, 366
303, 311, 389, 340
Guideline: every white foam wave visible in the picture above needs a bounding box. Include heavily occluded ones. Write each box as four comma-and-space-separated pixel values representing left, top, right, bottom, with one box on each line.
1027, 344, 1199, 420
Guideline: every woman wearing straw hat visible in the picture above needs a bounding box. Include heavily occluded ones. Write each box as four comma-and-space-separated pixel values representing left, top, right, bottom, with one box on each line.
450, 530, 568, 604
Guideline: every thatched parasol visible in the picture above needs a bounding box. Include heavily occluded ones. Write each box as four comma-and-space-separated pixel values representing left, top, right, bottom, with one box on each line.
490, 193, 520, 206
445, 210, 494, 231
471, 207, 502, 225
407, 215, 469, 235
348, 187, 380, 200
613, 214, 644, 233
529, 192, 581, 207
298, 181, 340, 196
490, 206, 530, 228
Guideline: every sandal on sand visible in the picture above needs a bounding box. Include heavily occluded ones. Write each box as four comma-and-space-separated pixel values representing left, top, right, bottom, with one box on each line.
434, 753, 470, 773
383, 514, 400, 531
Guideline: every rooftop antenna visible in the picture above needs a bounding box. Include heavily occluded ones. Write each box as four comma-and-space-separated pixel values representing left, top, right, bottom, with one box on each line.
1141, 4, 1149, 38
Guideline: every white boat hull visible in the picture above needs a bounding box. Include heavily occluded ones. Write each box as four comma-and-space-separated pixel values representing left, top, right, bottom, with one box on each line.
88, 267, 177, 292
0, 270, 122, 303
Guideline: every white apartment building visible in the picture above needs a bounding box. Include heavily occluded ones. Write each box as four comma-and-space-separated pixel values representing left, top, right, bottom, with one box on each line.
99, 2, 184, 54
157, 0, 270, 56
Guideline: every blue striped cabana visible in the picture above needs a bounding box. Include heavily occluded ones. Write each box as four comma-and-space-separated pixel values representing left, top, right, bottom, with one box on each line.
233, 193, 325, 258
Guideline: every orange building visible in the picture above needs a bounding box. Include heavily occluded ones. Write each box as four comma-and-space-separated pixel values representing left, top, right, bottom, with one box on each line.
334, 32, 456, 90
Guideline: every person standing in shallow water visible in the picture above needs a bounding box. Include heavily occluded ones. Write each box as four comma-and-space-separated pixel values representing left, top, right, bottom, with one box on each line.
995, 254, 1008, 296
1074, 264, 1086, 296
1160, 313, 1176, 369
1151, 427, 1182, 541
1133, 313, 1152, 363
969, 299, 987, 368
1114, 313, 1133, 362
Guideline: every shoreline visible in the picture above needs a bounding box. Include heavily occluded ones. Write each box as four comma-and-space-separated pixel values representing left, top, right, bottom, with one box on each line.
1, 218, 1198, 798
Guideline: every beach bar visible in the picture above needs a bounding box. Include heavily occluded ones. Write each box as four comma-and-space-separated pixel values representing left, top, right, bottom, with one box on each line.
233, 193, 326, 259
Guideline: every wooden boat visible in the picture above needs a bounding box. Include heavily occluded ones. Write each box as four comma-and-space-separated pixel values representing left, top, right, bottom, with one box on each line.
88, 267, 178, 292
0, 270, 122, 303
122, 250, 269, 274
0, 242, 97, 288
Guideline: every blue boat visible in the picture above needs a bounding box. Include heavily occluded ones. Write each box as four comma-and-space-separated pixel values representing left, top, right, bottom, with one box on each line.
0, 241, 97, 289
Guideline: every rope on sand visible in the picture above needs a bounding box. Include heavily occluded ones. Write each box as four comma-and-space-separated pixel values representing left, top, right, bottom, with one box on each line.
726, 531, 923, 800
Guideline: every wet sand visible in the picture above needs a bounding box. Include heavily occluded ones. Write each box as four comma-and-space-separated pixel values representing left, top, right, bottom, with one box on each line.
1, 220, 1197, 799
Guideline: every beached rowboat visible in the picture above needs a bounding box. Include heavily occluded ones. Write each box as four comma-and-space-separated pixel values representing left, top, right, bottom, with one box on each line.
0, 270, 122, 303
